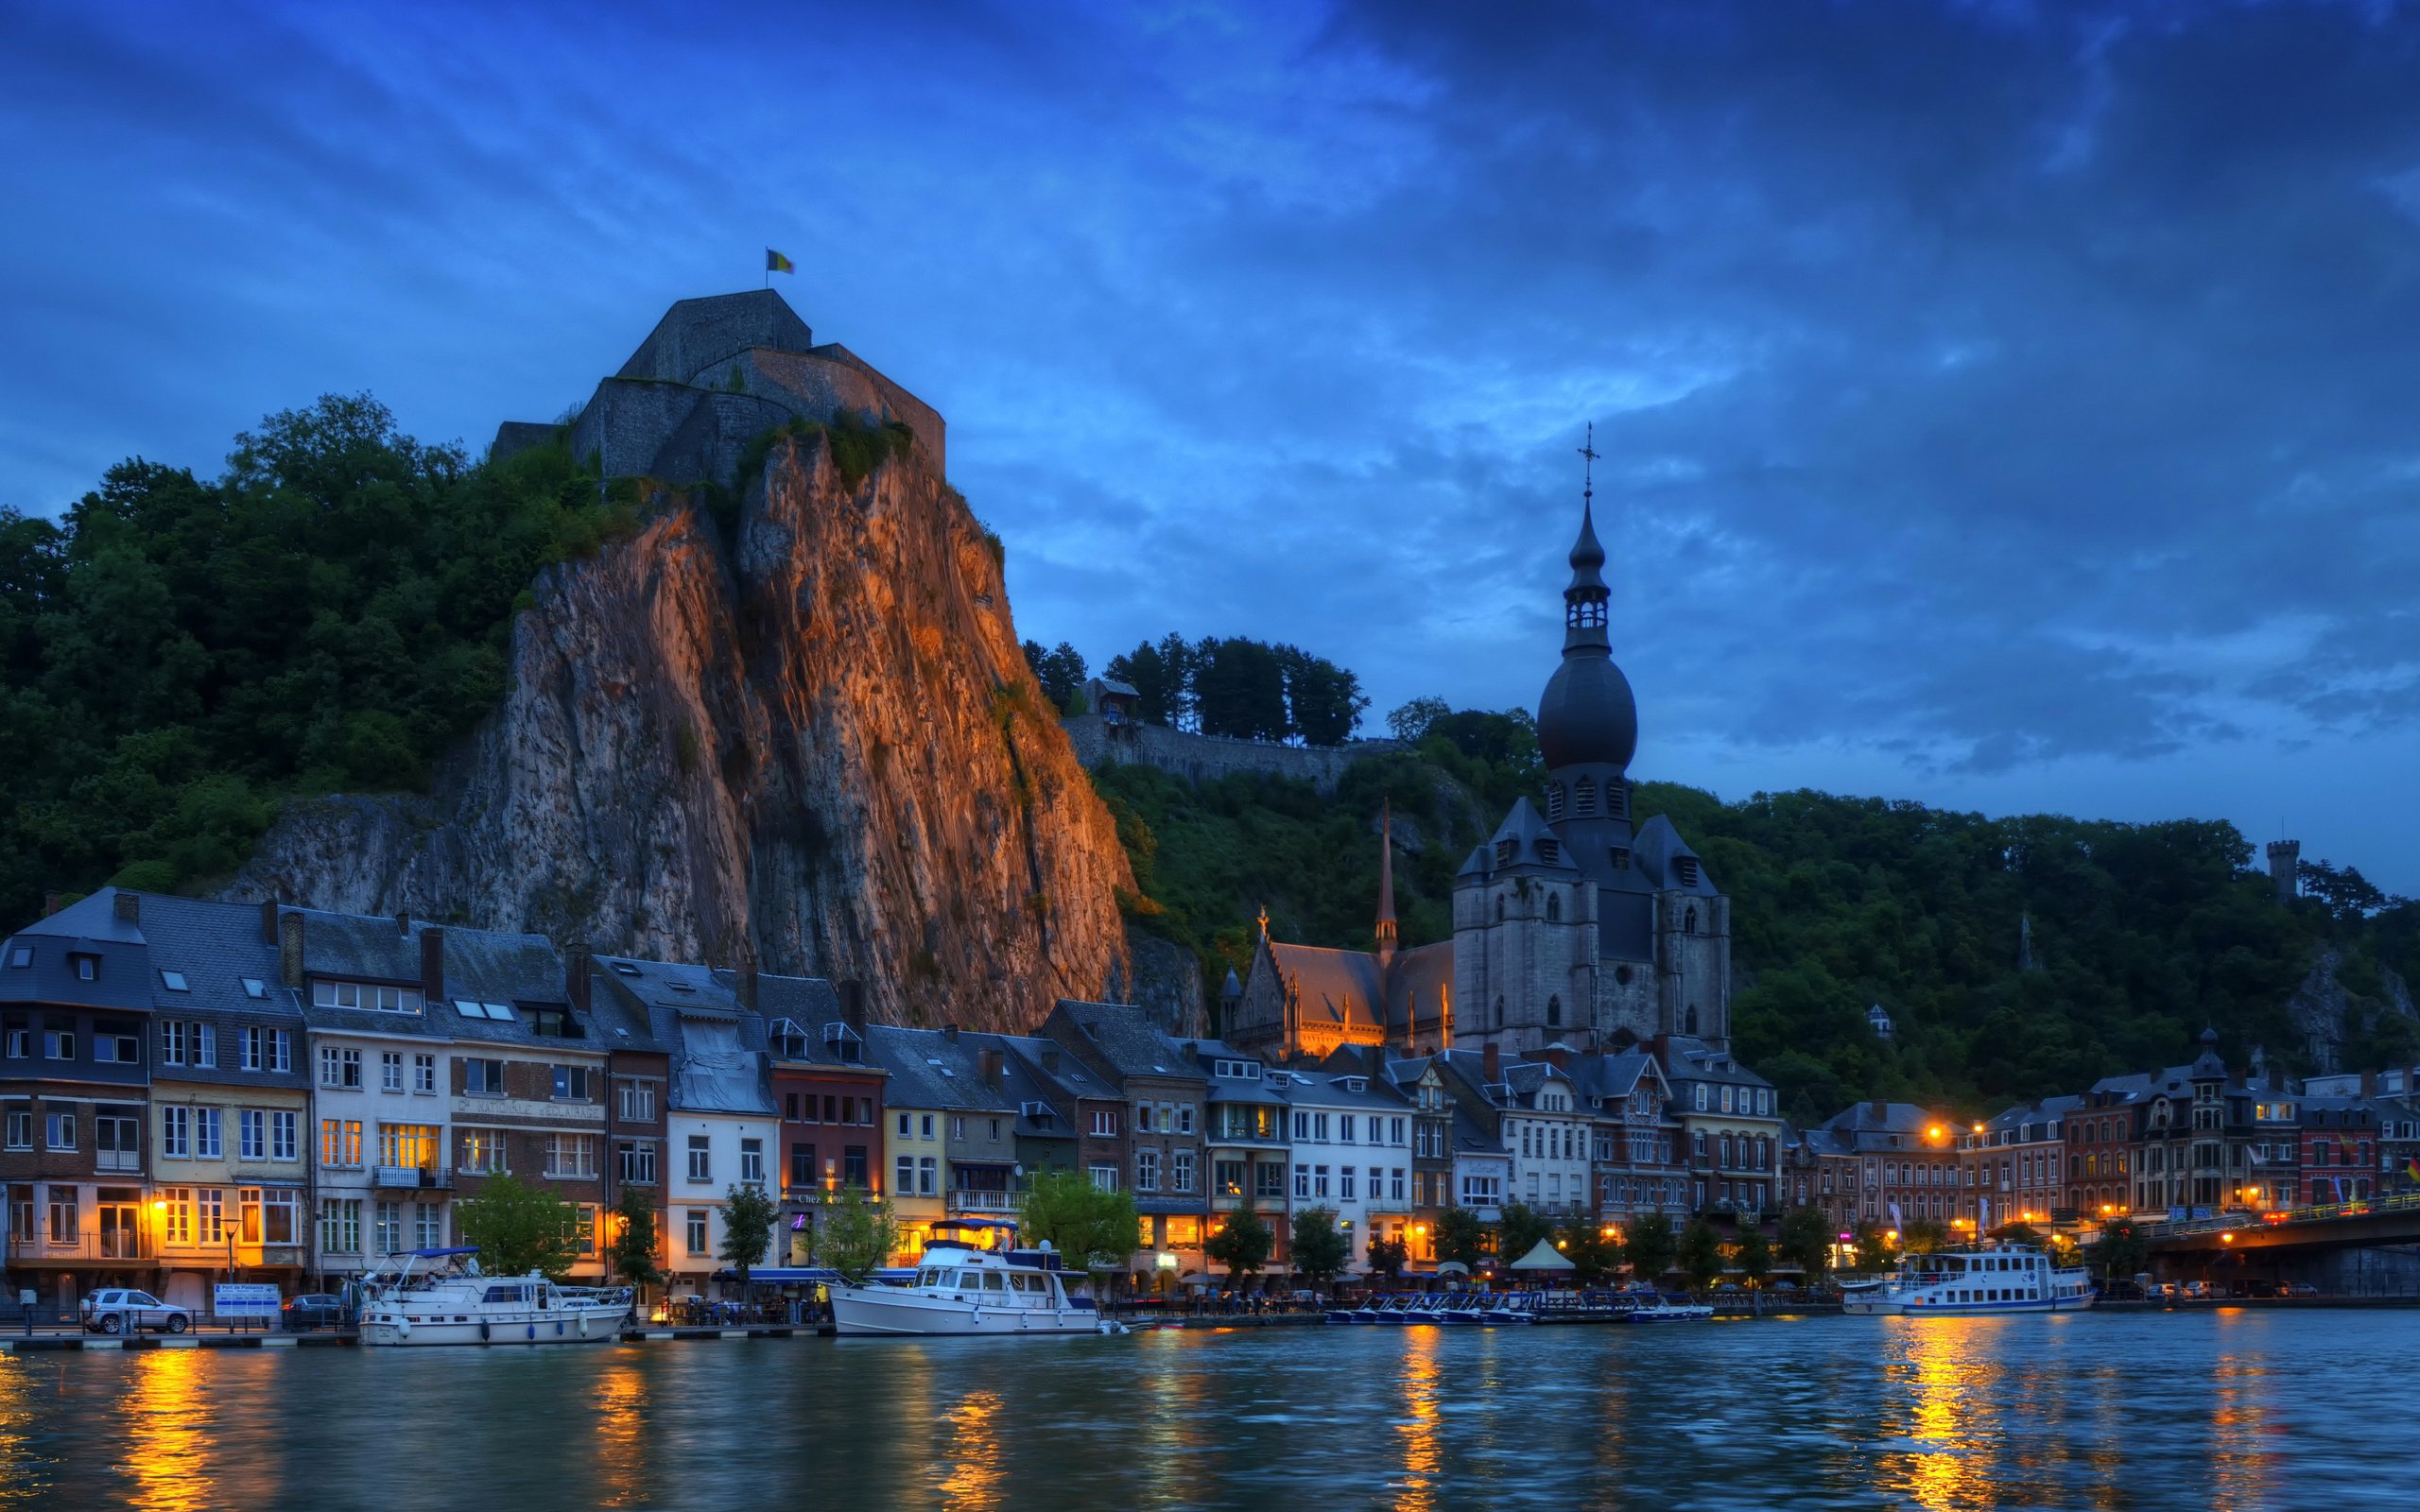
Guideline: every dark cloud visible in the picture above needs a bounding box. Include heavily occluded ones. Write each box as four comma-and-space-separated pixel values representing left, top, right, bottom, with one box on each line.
3, 0, 2417, 886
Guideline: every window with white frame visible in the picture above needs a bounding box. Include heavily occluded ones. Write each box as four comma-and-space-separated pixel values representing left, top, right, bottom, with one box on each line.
686, 1135, 711, 1183
270, 1110, 297, 1161
320, 1046, 360, 1089
1135, 1148, 1160, 1192
241, 1026, 264, 1072
239, 1108, 265, 1161
1087, 1164, 1119, 1193
739, 1137, 765, 1185
619, 1141, 658, 1185
1090, 1110, 1117, 1137
1173, 1150, 1196, 1193
163, 1105, 191, 1159
547, 1133, 597, 1177
381, 1052, 404, 1091
686, 1210, 709, 1256
195, 1106, 220, 1159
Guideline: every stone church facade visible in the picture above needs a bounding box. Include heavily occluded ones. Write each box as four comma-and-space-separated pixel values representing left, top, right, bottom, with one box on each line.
1226, 492, 1733, 1063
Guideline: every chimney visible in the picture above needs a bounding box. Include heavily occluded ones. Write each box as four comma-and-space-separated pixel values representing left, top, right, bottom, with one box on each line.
279, 912, 305, 989
420, 927, 446, 1005
1482, 1042, 1500, 1085
943, 1023, 959, 1044
840, 980, 867, 1036
735, 963, 760, 1012
42, 892, 61, 919
1042, 1046, 1062, 1075
394, 912, 411, 936
567, 948, 592, 1016
259, 900, 281, 946
979, 1047, 1004, 1089
112, 892, 140, 926
2362, 1069, 2378, 1098
1542, 1043, 1570, 1071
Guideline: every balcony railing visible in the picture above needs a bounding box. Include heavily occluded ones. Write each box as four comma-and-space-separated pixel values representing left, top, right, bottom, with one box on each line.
946, 1190, 1023, 1215
374, 1165, 450, 1190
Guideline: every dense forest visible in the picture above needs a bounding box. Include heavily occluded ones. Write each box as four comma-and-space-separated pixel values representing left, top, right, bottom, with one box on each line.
1025, 632, 1371, 745
0, 394, 633, 925
1099, 701, 2420, 1119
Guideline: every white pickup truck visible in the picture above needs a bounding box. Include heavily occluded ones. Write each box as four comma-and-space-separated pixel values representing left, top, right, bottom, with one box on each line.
80, 1288, 193, 1335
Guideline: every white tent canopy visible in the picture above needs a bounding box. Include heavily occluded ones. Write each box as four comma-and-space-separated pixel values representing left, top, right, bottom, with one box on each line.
1508, 1239, 1575, 1271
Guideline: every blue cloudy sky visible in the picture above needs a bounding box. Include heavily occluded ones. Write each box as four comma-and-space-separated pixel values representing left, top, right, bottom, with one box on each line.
6, 0, 2419, 889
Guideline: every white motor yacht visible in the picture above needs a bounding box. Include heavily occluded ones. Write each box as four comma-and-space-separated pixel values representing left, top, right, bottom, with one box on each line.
826, 1219, 1127, 1338
356, 1246, 631, 1347
1841, 1243, 2096, 1317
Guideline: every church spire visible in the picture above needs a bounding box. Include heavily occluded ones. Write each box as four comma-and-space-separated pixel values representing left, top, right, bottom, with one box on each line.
1564, 424, 1610, 653
1375, 799, 1398, 963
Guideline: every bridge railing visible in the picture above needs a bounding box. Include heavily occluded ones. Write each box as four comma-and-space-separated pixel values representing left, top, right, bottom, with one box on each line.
2140, 1189, 2420, 1239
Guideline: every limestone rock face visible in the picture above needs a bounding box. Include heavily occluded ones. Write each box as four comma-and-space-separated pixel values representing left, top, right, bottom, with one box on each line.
2283, 947, 2418, 1074
225, 436, 1136, 1030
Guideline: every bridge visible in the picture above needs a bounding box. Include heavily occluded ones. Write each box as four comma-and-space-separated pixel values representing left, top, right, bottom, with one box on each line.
2143, 1193, 2420, 1294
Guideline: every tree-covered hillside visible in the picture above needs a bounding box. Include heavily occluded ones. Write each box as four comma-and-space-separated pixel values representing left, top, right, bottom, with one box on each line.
1099, 712, 2419, 1118
0, 395, 632, 925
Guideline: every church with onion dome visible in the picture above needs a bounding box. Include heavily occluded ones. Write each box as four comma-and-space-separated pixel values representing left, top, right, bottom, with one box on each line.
1224, 468, 1735, 1064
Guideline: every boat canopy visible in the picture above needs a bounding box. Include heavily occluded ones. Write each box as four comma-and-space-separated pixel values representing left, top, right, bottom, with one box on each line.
403, 1246, 480, 1259
931, 1216, 1019, 1233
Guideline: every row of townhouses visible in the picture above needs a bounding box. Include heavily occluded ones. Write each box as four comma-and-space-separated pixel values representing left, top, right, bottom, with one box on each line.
1788, 1032, 2420, 1238
4, 887, 1794, 1308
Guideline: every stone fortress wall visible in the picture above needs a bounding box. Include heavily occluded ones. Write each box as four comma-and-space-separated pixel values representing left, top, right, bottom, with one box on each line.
488, 290, 945, 487
1063, 715, 1402, 796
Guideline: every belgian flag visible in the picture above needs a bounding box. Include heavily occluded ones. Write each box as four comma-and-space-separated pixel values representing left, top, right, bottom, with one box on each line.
766, 249, 795, 275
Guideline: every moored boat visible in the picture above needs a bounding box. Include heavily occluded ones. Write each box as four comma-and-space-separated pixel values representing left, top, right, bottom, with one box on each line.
826, 1218, 1127, 1338
357, 1246, 631, 1347
1624, 1294, 1715, 1323
1840, 1243, 2095, 1317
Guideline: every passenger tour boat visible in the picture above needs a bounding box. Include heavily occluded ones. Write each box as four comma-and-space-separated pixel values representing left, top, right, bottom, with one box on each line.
825, 1219, 1127, 1337
1841, 1244, 2096, 1316
356, 1246, 632, 1347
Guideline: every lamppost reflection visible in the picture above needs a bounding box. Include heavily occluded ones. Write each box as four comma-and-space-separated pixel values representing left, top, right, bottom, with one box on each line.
939, 1388, 1006, 1511
1392, 1321, 1443, 1511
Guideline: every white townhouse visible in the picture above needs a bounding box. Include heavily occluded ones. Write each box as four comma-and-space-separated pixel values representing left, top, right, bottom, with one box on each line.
1278, 1061, 1414, 1274
1497, 1058, 1592, 1217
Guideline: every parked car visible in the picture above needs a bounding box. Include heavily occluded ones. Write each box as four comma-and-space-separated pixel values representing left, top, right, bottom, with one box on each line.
2150, 1282, 2180, 1300
2286, 1282, 2321, 1297
281, 1293, 348, 1331
81, 1289, 192, 1335
2181, 1280, 2213, 1299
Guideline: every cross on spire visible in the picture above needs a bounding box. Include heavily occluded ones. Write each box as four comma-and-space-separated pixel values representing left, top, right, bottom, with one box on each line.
1579, 422, 1599, 510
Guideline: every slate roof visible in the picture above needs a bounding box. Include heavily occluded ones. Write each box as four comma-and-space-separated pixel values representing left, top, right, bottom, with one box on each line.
1181, 1039, 1289, 1105
714, 969, 874, 1072
2, 891, 156, 1012
1499, 1059, 1576, 1109
865, 1025, 1015, 1113
971, 1032, 1099, 1139
1053, 1000, 1203, 1083
1264, 945, 1387, 1040
1663, 1037, 1775, 1093
1382, 942, 1454, 1035
286, 904, 591, 1052
588, 955, 770, 1113
1631, 816, 1720, 896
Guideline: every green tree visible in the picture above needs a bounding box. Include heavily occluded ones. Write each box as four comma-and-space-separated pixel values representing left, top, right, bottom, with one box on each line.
1020, 1168, 1140, 1274
1495, 1201, 1553, 1263
1434, 1207, 1489, 1269
1365, 1235, 1409, 1282
1289, 1206, 1351, 1294
1776, 1206, 1835, 1280
607, 1188, 661, 1288
1624, 1212, 1677, 1281
1902, 1217, 1950, 1256
718, 1183, 780, 1284
2088, 1218, 2150, 1281
1022, 639, 1088, 712
1386, 696, 1451, 743
1558, 1218, 1620, 1284
1678, 1219, 1725, 1291
456, 1173, 577, 1280
817, 1187, 897, 1283
1203, 1209, 1275, 1287
1996, 1221, 2043, 1248
1852, 1219, 1897, 1275
1733, 1226, 1772, 1288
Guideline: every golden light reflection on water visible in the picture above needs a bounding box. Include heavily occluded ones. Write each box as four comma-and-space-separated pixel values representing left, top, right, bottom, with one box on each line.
1392, 1324, 1443, 1511
1888, 1319, 1995, 1512
1139, 1332, 1201, 1505
120, 1349, 221, 1512
0, 1355, 37, 1509
939, 1388, 1006, 1512
2207, 1314, 2274, 1510
591, 1356, 653, 1508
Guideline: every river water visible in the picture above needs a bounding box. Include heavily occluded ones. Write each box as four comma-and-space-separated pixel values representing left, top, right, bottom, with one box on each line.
0, 1311, 2409, 1510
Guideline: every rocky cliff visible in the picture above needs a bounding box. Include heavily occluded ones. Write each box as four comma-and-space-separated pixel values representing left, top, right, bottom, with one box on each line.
2283, 947, 2418, 1074
225, 433, 1139, 1030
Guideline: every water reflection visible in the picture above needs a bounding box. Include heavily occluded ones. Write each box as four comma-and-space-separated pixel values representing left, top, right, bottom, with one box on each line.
591, 1357, 653, 1508
0, 1314, 2408, 1510
939, 1388, 1005, 1511
121, 1349, 217, 1512
1392, 1325, 1442, 1511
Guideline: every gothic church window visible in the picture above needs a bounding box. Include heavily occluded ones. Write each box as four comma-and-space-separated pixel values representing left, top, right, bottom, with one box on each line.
1685, 1005, 1699, 1034
1547, 894, 1562, 923
1494, 997, 1505, 1030
1496, 897, 1506, 922
1547, 995, 1562, 1028
1684, 906, 1698, 935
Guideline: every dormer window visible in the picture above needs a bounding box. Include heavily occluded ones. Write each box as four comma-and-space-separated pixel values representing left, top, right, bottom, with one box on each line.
1536, 838, 1560, 866
160, 971, 189, 992
72, 954, 98, 981
821, 1022, 863, 1063
1495, 839, 1515, 868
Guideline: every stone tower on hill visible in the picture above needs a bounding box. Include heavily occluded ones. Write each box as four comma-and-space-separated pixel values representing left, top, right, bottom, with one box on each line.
489, 289, 945, 486
2267, 838, 2300, 903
